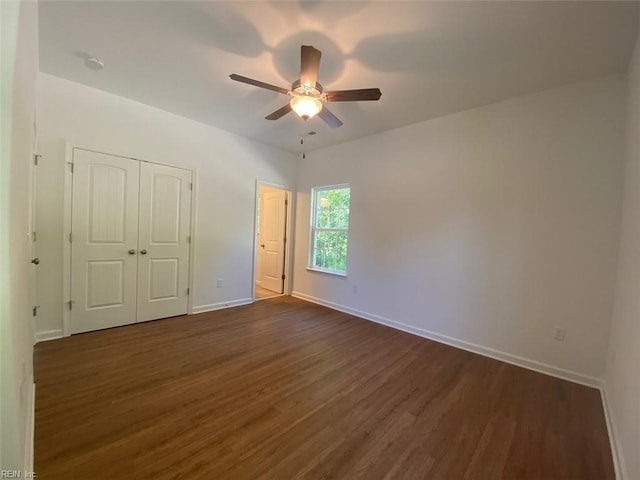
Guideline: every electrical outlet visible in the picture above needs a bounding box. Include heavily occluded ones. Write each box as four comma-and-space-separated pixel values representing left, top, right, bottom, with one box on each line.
217, 279, 223, 288
554, 327, 566, 342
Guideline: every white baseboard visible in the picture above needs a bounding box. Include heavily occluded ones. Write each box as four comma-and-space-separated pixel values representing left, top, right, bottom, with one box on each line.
192, 298, 254, 314
601, 381, 626, 480
291, 291, 601, 388
35, 329, 63, 343
24, 381, 35, 474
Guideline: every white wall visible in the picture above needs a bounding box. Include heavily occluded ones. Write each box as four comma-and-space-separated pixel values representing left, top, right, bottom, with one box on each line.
605, 28, 640, 480
293, 75, 626, 383
0, 0, 38, 472
35, 73, 296, 336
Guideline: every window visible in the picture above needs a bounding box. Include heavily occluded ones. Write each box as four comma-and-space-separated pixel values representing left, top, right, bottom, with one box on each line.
309, 185, 350, 275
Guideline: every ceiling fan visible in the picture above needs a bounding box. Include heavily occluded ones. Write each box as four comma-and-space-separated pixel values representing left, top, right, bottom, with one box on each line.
229, 45, 382, 128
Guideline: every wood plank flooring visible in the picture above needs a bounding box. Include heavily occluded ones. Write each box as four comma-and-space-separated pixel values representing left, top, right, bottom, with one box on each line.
34, 296, 614, 479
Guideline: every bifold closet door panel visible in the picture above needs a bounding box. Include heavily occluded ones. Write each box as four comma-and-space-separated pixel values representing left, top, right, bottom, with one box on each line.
70, 150, 140, 334
137, 162, 192, 323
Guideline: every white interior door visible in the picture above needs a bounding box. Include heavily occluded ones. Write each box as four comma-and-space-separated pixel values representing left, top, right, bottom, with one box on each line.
137, 162, 191, 323
259, 189, 287, 293
71, 150, 140, 334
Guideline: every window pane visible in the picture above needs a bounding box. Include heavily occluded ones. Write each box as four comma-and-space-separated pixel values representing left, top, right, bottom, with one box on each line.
315, 188, 350, 229
313, 230, 348, 272
310, 185, 350, 274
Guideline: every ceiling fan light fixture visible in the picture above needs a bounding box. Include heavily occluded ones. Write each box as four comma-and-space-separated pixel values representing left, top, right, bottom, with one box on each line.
290, 96, 322, 120
230, 45, 380, 128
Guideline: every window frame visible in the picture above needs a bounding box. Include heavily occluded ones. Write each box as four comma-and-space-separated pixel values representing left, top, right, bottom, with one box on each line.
307, 183, 351, 277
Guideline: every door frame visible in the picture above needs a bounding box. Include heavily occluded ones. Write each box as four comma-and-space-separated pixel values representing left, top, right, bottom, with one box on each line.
252, 180, 294, 300
62, 144, 198, 337
29, 120, 39, 345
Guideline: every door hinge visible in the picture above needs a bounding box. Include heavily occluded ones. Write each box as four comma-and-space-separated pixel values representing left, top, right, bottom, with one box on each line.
186, 288, 190, 295
281, 274, 286, 280
32, 231, 36, 242
285, 199, 288, 206
187, 235, 191, 243
68, 162, 74, 173
34, 154, 41, 166
189, 183, 193, 190
69, 233, 72, 243
32, 305, 40, 317
67, 300, 74, 310
283, 237, 287, 244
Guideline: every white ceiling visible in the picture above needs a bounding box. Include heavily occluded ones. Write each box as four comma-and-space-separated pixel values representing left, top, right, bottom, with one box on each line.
39, 1, 638, 154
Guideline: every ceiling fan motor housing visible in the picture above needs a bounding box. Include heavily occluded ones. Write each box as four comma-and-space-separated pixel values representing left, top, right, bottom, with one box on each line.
291, 79, 323, 99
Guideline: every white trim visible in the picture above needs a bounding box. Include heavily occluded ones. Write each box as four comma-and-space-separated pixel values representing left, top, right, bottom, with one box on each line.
35, 329, 63, 343
252, 181, 259, 301
24, 381, 35, 474
306, 266, 347, 277
30, 141, 38, 348
71, 145, 194, 172
601, 381, 626, 480
291, 291, 602, 388
187, 168, 198, 314
192, 298, 254, 314
62, 141, 72, 337
283, 188, 294, 296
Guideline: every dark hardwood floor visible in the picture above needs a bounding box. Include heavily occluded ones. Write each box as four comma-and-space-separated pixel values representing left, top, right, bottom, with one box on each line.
34, 296, 614, 479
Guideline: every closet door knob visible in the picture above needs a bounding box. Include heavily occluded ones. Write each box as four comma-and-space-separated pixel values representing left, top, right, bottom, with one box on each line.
128, 249, 136, 255
140, 249, 147, 255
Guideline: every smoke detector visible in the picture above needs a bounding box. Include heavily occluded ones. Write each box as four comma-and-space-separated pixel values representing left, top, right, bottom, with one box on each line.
85, 56, 104, 71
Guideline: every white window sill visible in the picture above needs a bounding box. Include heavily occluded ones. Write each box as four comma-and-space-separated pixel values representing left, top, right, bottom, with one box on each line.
306, 267, 347, 277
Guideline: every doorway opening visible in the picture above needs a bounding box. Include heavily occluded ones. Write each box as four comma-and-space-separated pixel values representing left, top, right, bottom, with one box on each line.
254, 183, 292, 301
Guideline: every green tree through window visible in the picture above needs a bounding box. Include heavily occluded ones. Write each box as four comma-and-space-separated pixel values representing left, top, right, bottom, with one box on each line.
310, 185, 350, 274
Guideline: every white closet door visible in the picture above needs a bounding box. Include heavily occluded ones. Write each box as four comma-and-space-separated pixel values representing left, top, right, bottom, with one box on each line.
137, 162, 192, 322
71, 150, 140, 334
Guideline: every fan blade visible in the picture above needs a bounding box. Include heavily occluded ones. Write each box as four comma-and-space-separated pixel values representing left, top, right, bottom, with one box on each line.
300, 46, 322, 88
265, 103, 293, 120
318, 105, 343, 128
325, 88, 382, 102
229, 74, 290, 95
